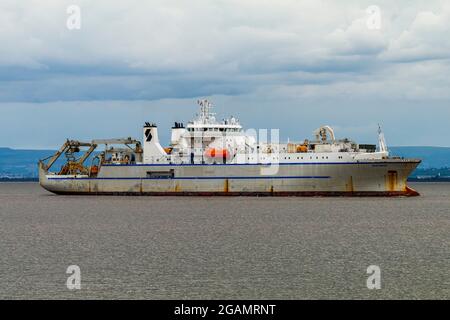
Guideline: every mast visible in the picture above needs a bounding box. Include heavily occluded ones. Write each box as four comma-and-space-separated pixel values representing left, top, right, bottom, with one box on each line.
378, 124, 388, 153
197, 99, 215, 124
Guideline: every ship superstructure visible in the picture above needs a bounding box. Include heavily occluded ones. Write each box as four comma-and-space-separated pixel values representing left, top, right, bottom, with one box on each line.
39, 100, 421, 196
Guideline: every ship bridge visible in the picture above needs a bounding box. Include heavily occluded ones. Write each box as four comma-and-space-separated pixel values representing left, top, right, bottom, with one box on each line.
168, 100, 247, 163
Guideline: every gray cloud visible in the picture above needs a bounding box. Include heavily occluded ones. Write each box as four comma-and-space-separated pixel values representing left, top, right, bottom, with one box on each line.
1, 0, 450, 147
0, 0, 449, 102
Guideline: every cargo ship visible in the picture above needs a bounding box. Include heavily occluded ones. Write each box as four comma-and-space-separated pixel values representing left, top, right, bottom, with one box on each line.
39, 100, 421, 196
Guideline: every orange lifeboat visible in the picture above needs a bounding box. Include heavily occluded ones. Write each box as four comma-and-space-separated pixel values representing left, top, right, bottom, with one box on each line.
205, 148, 229, 158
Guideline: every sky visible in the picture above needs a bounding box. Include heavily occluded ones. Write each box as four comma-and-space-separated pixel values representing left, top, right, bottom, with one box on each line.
0, 0, 450, 149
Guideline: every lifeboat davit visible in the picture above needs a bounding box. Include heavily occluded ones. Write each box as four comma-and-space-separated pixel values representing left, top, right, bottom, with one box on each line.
205, 148, 230, 158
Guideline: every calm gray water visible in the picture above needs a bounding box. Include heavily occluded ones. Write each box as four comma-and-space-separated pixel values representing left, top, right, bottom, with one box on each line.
0, 182, 448, 299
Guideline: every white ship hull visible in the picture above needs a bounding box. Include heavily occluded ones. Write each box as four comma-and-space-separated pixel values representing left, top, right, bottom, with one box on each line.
39, 159, 421, 196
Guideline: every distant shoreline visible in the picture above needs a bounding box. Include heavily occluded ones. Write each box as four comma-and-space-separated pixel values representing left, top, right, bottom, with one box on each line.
0, 178, 39, 182
408, 178, 450, 182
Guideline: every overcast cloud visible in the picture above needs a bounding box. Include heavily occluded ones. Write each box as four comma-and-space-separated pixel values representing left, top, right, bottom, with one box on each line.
0, 0, 449, 148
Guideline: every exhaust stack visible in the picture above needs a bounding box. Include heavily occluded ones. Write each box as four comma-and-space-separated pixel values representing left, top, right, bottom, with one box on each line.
143, 122, 167, 163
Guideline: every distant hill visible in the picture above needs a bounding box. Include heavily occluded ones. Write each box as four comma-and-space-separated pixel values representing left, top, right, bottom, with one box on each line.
0, 148, 52, 178
0, 147, 62, 178
0, 146, 449, 178
389, 146, 450, 169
